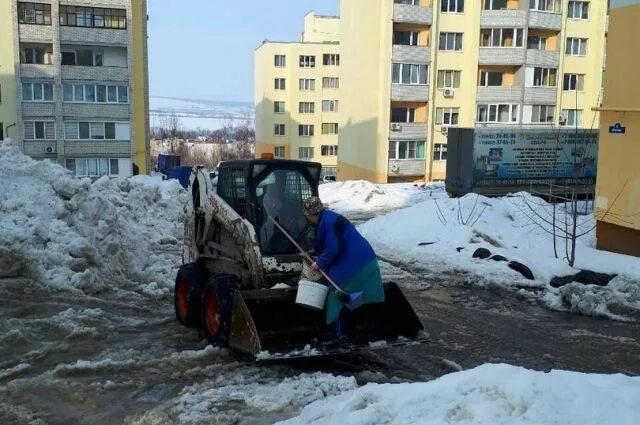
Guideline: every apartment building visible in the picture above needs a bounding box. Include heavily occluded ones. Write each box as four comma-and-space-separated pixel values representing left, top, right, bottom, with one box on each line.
0, 0, 150, 177
254, 13, 341, 178
595, 0, 640, 257
339, 0, 608, 183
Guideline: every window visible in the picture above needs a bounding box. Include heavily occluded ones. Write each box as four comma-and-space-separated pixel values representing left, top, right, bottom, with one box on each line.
437, 70, 461, 88
533, 67, 557, 86
563, 74, 584, 91
66, 158, 121, 177
62, 84, 128, 103
18, 2, 51, 25
531, 105, 555, 123
274, 124, 285, 136
299, 55, 316, 68
527, 35, 548, 50
561, 109, 582, 127
323, 54, 340, 66
24, 121, 55, 139
299, 79, 315, 91
568, 1, 589, 19
441, 0, 465, 13
64, 122, 123, 140
118, 86, 128, 103
0, 84, 2, 103
529, 0, 561, 12
439, 32, 463, 51
436, 107, 460, 125
21, 45, 53, 64
299, 147, 314, 159
480, 28, 525, 48
477, 103, 519, 123
0, 123, 3, 141
392, 63, 428, 84
395, 0, 420, 4
299, 125, 314, 137
388, 141, 426, 160
482, 0, 508, 10
323, 77, 339, 89
321, 145, 338, 156
322, 100, 339, 112
22, 82, 53, 101
274, 78, 286, 90
394, 31, 419, 46
59, 6, 126, 29
274, 146, 285, 158
433, 143, 448, 161
391, 108, 416, 123
299, 102, 315, 114
61, 49, 103, 66
479, 71, 503, 86
321, 123, 338, 135
274, 101, 285, 113
274, 55, 286, 67
566, 38, 587, 56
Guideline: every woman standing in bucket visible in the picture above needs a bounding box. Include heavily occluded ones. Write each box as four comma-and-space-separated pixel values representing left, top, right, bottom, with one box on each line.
302, 197, 385, 333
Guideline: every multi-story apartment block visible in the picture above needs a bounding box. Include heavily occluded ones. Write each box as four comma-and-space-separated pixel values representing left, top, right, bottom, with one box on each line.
339, 0, 608, 182
254, 13, 341, 178
0, 0, 150, 177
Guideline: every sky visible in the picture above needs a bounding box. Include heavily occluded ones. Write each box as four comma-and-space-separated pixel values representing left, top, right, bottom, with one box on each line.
147, 0, 339, 103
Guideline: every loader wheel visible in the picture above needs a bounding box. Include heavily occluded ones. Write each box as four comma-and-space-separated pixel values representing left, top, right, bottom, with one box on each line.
174, 263, 205, 327
200, 274, 238, 346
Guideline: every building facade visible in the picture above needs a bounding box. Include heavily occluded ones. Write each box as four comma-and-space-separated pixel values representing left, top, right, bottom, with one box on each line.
339, 0, 608, 183
254, 13, 340, 178
595, 0, 640, 257
0, 0, 150, 177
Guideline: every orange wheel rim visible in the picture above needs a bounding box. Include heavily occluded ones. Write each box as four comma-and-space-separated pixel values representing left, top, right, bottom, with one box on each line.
205, 291, 220, 336
176, 279, 189, 319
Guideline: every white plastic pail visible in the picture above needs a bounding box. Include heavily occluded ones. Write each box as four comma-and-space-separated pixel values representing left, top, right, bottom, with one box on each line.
296, 279, 329, 310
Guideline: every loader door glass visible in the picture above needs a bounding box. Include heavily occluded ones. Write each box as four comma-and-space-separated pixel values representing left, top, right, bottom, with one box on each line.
255, 169, 314, 254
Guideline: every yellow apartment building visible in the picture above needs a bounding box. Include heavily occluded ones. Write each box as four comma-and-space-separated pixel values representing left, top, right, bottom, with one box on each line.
339, 0, 608, 182
254, 13, 341, 178
595, 0, 640, 257
0, 0, 150, 175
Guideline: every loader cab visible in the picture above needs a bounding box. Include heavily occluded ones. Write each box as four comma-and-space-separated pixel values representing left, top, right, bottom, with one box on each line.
216, 159, 322, 256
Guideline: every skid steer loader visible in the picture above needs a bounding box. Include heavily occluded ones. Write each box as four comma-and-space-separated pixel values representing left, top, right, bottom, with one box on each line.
174, 157, 426, 359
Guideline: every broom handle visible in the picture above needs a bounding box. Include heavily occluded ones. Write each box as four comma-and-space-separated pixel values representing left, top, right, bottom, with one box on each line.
267, 215, 345, 294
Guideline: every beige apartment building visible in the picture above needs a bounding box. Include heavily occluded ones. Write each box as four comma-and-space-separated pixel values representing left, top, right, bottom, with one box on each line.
339, 0, 608, 182
0, 0, 150, 176
254, 12, 341, 178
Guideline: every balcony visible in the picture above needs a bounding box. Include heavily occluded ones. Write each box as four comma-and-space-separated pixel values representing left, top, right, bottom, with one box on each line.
59, 27, 128, 46
20, 64, 56, 79
22, 102, 56, 117
478, 48, 526, 66
61, 66, 129, 82
525, 49, 560, 67
388, 159, 425, 177
528, 11, 562, 31
393, 3, 433, 25
19, 24, 53, 42
524, 87, 557, 104
64, 141, 131, 156
391, 84, 429, 102
476, 86, 523, 103
389, 122, 427, 140
62, 103, 130, 120
392, 45, 431, 64
480, 10, 527, 27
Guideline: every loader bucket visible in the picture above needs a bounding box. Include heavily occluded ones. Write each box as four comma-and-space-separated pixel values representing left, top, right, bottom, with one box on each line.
228, 282, 427, 359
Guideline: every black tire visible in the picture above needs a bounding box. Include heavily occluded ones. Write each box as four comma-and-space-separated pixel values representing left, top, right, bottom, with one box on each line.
200, 274, 238, 346
174, 263, 205, 327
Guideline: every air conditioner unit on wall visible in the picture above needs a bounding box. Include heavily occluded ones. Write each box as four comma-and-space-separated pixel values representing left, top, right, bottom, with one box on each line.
443, 88, 455, 98
390, 123, 403, 132
44, 144, 56, 154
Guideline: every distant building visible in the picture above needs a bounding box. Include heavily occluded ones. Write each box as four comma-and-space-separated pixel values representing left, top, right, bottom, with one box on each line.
254, 12, 340, 179
595, 0, 640, 257
0, 0, 150, 176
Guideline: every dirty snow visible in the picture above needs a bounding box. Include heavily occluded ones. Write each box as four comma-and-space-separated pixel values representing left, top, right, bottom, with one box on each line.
278, 363, 640, 425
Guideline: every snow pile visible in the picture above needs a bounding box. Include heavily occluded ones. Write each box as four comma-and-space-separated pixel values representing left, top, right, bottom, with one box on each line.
359, 192, 640, 319
320, 180, 445, 213
0, 139, 186, 295
278, 363, 640, 425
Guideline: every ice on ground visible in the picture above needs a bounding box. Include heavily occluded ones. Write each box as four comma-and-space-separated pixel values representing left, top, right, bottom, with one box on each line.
359, 192, 640, 320
0, 139, 186, 295
278, 363, 640, 425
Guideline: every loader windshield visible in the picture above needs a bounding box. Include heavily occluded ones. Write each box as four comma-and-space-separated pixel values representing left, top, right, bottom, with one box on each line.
254, 169, 315, 255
